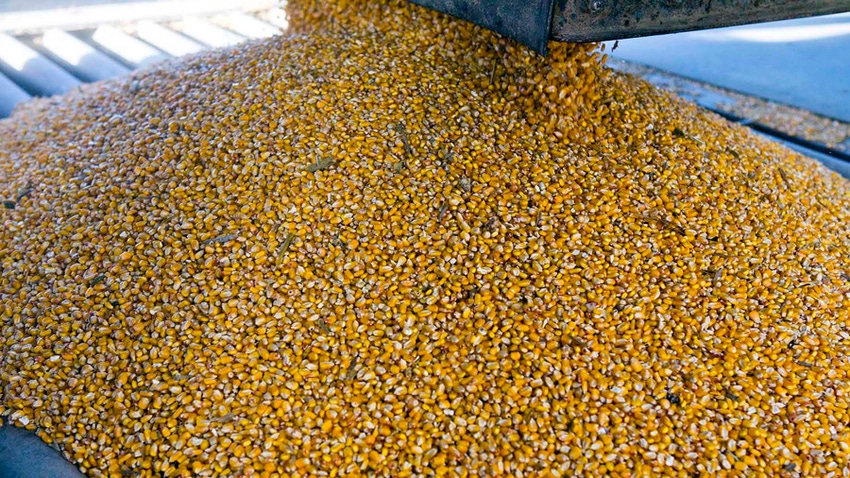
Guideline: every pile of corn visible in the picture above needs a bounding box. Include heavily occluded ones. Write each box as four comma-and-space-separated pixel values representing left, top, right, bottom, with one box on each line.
3, 0, 850, 476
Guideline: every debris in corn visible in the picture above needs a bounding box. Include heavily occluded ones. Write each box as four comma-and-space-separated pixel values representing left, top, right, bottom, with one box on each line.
3, 1, 850, 477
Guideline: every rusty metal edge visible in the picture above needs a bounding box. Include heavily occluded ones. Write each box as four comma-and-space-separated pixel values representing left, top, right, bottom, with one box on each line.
552, 0, 850, 42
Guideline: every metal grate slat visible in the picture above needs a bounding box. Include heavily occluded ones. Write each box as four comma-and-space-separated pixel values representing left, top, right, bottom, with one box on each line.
0, 33, 82, 96
134, 21, 206, 56
216, 11, 281, 39
257, 8, 289, 31
173, 17, 245, 48
0, 70, 30, 117
88, 25, 170, 68
39, 29, 130, 82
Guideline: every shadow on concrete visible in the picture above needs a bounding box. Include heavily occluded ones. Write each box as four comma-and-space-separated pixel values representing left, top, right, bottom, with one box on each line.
609, 13, 850, 123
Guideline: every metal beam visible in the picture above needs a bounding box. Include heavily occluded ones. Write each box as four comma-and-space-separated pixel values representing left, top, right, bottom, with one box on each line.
408, 0, 556, 54
0, 33, 81, 96
552, 0, 850, 42
0, 71, 30, 117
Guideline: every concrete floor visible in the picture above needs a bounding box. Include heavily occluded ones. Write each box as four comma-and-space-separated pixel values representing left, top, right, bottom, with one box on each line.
0, 425, 84, 478
608, 12, 850, 123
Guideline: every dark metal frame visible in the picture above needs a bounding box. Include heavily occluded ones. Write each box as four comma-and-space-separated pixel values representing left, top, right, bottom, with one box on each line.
554, 0, 850, 43
409, 0, 850, 54
408, 0, 556, 53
